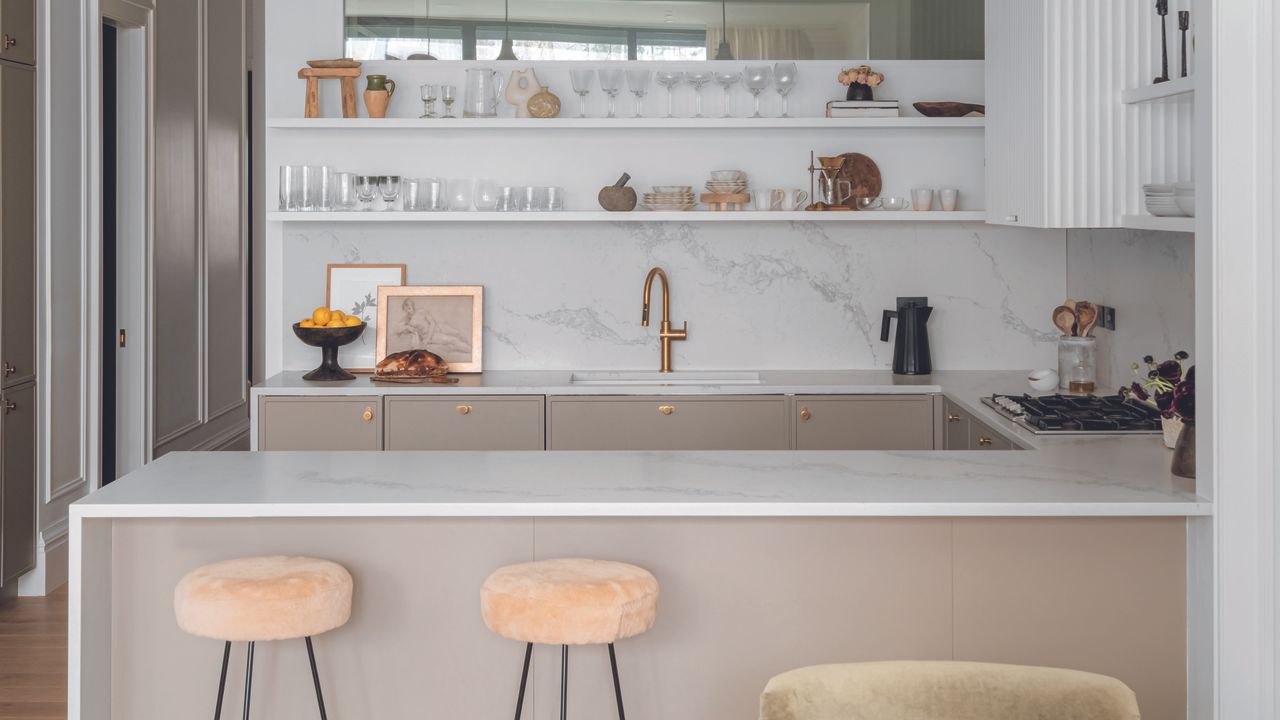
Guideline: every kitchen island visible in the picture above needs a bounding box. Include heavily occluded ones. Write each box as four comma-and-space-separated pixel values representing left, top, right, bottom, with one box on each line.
71, 442, 1206, 720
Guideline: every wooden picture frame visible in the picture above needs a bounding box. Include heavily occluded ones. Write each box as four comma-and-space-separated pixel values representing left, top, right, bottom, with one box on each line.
325, 263, 407, 372
376, 285, 484, 373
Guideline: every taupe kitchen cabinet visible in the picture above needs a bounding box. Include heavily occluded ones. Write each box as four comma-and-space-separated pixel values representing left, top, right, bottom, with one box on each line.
0, 0, 36, 67
258, 397, 383, 451
943, 398, 1015, 450
794, 395, 936, 450
0, 56, 34, 388
1, 382, 35, 587
384, 396, 545, 451
547, 396, 790, 451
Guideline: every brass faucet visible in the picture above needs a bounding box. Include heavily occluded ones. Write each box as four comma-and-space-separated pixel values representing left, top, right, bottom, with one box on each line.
641, 267, 688, 373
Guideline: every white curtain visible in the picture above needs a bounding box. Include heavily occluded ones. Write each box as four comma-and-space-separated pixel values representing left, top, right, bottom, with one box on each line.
706, 25, 815, 60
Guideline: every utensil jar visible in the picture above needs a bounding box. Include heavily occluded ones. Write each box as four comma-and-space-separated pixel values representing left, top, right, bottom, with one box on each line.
1057, 336, 1097, 393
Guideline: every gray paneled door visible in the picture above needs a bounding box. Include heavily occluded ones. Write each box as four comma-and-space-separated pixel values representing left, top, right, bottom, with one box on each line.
152, 0, 249, 455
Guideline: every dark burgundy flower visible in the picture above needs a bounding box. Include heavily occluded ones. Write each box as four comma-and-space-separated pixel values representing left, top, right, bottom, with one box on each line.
1174, 350, 1189, 360
1155, 391, 1175, 416
1155, 360, 1183, 382
1129, 382, 1149, 401
1173, 366, 1195, 421
1143, 355, 1155, 364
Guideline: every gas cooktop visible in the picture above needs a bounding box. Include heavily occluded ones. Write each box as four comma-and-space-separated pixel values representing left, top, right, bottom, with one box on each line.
981, 393, 1163, 435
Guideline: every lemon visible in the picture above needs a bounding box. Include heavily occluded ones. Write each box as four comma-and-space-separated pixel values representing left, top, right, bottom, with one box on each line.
325, 319, 346, 328
299, 319, 316, 328
330, 309, 346, 321
344, 316, 362, 327
311, 307, 332, 325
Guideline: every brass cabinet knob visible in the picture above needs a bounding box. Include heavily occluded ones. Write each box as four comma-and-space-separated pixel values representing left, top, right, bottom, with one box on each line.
799, 406, 811, 422
978, 436, 993, 447
946, 414, 961, 423
658, 405, 675, 415
2, 35, 16, 50
3, 399, 15, 414
456, 405, 473, 415
2, 362, 13, 377
362, 406, 374, 423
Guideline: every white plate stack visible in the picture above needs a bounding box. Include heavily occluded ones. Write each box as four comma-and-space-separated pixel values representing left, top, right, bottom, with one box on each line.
643, 185, 696, 212
705, 169, 748, 195
1144, 182, 1195, 217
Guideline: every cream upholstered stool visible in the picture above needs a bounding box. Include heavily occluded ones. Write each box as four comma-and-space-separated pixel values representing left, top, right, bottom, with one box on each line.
481, 558, 660, 720
174, 556, 353, 719
759, 661, 1141, 720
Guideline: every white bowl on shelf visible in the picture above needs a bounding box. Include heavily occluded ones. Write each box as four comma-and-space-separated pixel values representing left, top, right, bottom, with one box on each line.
1175, 195, 1196, 216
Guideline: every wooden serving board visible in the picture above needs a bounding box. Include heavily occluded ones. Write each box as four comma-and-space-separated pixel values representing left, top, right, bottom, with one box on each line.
307, 58, 361, 69
370, 376, 461, 384
835, 153, 882, 209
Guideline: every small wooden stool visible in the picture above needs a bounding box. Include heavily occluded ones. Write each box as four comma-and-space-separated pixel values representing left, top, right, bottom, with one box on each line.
701, 192, 750, 211
297, 67, 362, 118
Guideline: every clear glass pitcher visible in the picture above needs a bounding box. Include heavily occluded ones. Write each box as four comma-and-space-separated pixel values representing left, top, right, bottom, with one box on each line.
464, 68, 505, 118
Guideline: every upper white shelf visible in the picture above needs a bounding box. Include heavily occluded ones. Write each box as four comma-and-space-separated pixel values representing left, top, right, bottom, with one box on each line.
1119, 214, 1195, 233
266, 116, 985, 130
1120, 76, 1195, 104
267, 210, 987, 223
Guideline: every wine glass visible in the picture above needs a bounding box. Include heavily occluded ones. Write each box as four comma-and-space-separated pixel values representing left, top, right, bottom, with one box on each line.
378, 176, 401, 210
441, 84, 457, 118
355, 175, 379, 211
714, 71, 740, 117
569, 68, 594, 117
626, 69, 651, 118
655, 70, 685, 118
743, 66, 772, 118
686, 71, 714, 118
773, 62, 797, 118
598, 68, 624, 118
419, 84, 438, 119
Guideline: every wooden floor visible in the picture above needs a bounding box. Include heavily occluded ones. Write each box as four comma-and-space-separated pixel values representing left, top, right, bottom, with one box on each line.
0, 589, 67, 720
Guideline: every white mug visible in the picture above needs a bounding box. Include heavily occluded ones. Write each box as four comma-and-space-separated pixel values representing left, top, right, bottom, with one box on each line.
752, 189, 780, 211
779, 188, 809, 210
939, 187, 959, 211
911, 187, 935, 211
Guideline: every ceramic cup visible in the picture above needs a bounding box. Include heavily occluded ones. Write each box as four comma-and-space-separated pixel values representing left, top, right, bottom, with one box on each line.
911, 187, 935, 211
752, 189, 780, 211
939, 187, 959, 211
780, 189, 808, 210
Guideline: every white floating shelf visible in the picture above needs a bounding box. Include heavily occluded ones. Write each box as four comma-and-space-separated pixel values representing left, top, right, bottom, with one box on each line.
1120, 214, 1195, 232
1120, 76, 1195, 104
266, 116, 985, 130
268, 210, 987, 223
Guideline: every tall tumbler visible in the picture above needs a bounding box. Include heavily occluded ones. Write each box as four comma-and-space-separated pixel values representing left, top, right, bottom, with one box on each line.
279, 165, 303, 211
402, 178, 423, 211
333, 172, 359, 210
301, 165, 327, 211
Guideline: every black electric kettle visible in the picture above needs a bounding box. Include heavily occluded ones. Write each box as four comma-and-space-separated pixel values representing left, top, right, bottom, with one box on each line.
880, 297, 933, 375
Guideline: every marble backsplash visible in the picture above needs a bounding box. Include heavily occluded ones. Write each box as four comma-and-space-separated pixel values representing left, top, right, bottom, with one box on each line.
282, 221, 1069, 372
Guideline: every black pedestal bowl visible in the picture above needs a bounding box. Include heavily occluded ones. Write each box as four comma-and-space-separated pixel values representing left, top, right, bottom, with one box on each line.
293, 322, 366, 381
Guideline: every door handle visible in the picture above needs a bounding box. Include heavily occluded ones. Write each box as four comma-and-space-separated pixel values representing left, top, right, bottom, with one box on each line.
946, 414, 961, 423
977, 436, 993, 447
799, 406, 811, 422
456, 405, 473, 415
362, 406, 374, 423
658, 405, 675, 415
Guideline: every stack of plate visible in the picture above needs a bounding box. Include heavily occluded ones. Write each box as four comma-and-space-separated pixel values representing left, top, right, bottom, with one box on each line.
1144, 183, 1195, 217
643, 185, 696, 211
705, 169, 748, 194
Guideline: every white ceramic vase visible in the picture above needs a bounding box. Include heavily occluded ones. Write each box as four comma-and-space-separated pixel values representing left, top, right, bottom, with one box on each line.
1161, 415, 1184, 449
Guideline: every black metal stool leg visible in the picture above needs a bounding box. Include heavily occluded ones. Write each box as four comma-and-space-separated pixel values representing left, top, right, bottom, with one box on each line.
242, 641, 256, 720
560, 645, 569, 720
213, 641, 232, 720
608, 643, 626, 720
305, 636, 329, 720
513, 642, 533, 720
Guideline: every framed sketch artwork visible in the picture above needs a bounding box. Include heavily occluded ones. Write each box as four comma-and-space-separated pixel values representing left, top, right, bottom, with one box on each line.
325, 263, 407, 372
376, 285, 483, 372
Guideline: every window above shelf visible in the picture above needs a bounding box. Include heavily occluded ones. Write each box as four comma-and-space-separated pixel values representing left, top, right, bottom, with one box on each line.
266, 116, 986, 130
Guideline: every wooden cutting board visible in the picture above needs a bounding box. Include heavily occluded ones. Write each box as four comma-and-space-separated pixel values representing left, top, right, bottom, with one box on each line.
835, 153, 882, 209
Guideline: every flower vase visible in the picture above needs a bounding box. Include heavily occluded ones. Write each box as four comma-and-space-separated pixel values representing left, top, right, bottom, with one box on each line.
1171, 422, 1195, 479
1160, 416, 1183, 449
846, 83, 874, 101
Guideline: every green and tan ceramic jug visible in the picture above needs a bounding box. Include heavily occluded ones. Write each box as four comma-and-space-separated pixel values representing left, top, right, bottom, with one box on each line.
363, 74, 396, 118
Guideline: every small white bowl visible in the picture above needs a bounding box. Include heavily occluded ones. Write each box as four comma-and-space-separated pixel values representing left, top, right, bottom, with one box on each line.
1175, 195, 1195, 216
710, 170, 744, 181
1027, 369, 1059, 392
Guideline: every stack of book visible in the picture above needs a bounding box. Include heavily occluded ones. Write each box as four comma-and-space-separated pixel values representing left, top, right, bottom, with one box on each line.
825, 100, 900, 118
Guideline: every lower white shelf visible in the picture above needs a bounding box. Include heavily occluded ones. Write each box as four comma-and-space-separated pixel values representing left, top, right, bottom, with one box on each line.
1120, 214, 1196, 233
267, 210, 987, 223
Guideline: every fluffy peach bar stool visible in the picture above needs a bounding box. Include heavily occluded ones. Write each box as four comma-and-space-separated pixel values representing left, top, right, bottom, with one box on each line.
759, 661, 1141, 720
175, 556, 353, 720
481, 558, 659, 720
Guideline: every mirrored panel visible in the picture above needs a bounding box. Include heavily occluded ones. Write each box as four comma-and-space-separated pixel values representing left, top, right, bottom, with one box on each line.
343, 0, 983, 61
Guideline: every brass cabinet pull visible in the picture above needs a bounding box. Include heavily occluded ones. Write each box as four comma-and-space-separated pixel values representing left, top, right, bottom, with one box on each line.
978, 436, 993, 447
2, 362, 13, 377
946, 414, 961, 423
799, 406, 811, 422
2, 35, 16, 50
658, 405, 675, 415
456, 405, 473, 415
3, 399, 15, 414
362, 406, 374, 423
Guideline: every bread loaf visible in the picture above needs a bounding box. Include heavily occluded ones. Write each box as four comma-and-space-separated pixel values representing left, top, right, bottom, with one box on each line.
374, 349, 449, 377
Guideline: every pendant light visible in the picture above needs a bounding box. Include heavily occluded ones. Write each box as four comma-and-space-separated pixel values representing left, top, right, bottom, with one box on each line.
714, 0, 734, 61
497, 0, 518, 60
422, 0, 438, 60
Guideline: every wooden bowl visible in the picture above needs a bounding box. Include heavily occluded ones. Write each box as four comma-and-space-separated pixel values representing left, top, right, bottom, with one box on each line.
292, 323, 365, 381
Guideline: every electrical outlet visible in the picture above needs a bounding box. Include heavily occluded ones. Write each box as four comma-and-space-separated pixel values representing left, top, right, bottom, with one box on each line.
1099, 305, 1117, 331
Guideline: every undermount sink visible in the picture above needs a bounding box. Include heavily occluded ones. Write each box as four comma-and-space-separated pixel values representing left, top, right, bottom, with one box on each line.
569, 371, 763, 386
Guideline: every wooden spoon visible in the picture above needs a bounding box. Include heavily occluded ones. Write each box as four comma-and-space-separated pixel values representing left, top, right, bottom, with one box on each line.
1052, 305, 1078, 336
1075, 301, 1099, 337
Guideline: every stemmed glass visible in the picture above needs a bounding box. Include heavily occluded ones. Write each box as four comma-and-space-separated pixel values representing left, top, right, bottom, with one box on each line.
378, 176, 401, 210
743, 66, 772, 118
626, 69, 651, 118
570, 68, 594, 117
419, 84, 438, 118
355, 175, 379, 211
598, 68, 624, 119
655, 70, 685, 118
773, 62, 797, 118
441, 84, 457, 118
714, 71, 740, 117
686, 71, 714, 118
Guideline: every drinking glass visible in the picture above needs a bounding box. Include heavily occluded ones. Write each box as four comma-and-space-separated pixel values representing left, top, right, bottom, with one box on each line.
279, 165, 303, 211
333, 172, 358, 210
714, 72, 740, 117
570, 68, 594, 117
315, 166, 336, 210
686, 71, 714, 118
379, 175, 402, 210
655, 70, 685, 118
474, 179, 499, 210
911, 187, 935, 211
498, 186, 519, 211
449, 179, 473, 211
441, 85, 457, 118
743, 66, 772, 118
300, 165, 328, 211
420, 84, 438, 118
773, 62, 798, 118
544, 186, 565, 211
355, 175, 379, 211
626, 69, 651, 118
598, 68, 624, 118
424, 178, 448, 211
522, 186, 547, 211
401, 178, 424, 211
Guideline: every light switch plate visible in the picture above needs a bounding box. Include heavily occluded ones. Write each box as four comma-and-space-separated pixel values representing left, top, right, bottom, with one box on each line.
1099, 305, 1117, 330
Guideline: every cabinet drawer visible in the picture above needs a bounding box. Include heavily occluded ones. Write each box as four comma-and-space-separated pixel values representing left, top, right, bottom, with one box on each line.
258, 396, 382, 451
795, 395, 935, 450
1, 61, 36, 387
1, 382, 35, 586
0, 0, 36, 66
548, 396, 789, 451
385, 396, 545, 450
970, 419, 1015, 450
